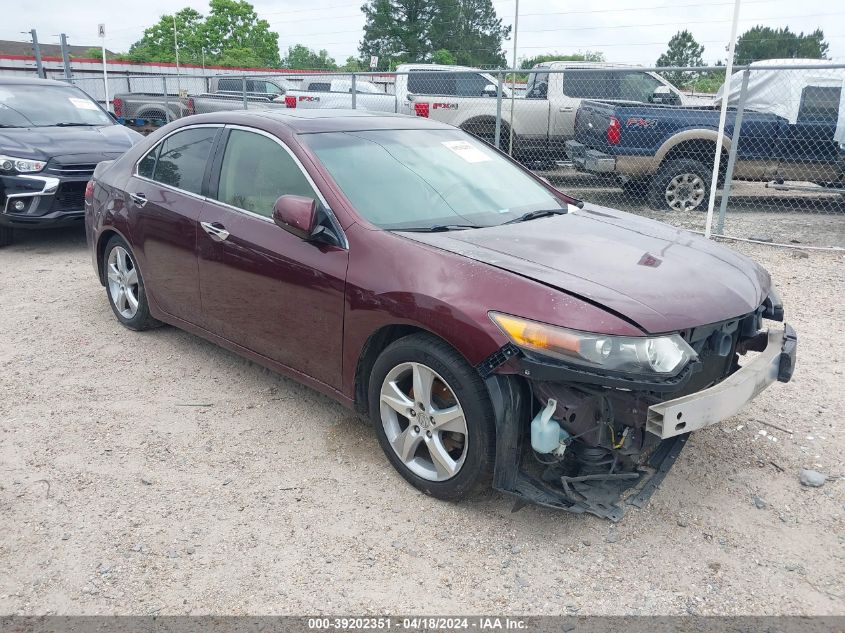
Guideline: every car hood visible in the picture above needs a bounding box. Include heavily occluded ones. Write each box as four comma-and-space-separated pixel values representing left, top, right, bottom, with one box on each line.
0, 125, 141, 161
398, 204, 771, 334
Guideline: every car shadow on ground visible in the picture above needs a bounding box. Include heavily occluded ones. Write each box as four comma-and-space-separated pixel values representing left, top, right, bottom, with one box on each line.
5, 225, 88, 250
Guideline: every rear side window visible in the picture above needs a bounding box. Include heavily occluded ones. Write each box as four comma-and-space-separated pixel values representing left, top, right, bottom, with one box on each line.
309, 82, 331, 92
217, 78, 240, 92
798, 86, 842, 122
147, 127, 218, 194
215, 129, 317, 217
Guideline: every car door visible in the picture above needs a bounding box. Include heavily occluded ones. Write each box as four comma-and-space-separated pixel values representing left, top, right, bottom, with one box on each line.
196, 126, 348, 388
128, 124, 222, 324
774, 85, 842, 181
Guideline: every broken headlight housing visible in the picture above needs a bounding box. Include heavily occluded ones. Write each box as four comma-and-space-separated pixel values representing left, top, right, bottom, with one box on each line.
0, 155, 47, 173
490, 312, 697, 378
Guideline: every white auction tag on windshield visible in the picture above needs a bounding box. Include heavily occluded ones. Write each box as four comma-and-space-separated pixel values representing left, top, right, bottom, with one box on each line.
441, 140, 491, 163
68, 97, 98, 110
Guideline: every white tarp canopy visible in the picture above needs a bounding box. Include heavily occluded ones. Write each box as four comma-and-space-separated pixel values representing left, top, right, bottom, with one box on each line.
715, 59, 845, 144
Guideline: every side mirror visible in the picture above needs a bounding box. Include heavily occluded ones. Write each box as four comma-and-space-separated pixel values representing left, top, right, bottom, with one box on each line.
482, 83, 498, 97
272, 195, 318, 240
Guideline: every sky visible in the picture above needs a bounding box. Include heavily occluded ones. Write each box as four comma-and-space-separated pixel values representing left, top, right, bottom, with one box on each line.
3, 0, 844, 68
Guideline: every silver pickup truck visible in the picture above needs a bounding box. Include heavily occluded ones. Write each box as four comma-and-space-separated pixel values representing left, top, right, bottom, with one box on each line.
112, 76, 294, 127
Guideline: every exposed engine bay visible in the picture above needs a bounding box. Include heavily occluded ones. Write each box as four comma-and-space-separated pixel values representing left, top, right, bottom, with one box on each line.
482, 302, 797, 521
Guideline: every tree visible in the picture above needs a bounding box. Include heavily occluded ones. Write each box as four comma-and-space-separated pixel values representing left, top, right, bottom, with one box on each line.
201, 0, 280, 67
282, 45, 338, 70
359, 0, 510, 70
431, 49, 456, 65
343, 56, 367, 71
125, 1, 280, 68
519, 51, 604, 70
656, 30, 704, 87
734, 26, 829, 64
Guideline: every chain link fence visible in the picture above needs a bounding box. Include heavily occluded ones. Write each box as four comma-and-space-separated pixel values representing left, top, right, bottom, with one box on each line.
69, 63, 845, 249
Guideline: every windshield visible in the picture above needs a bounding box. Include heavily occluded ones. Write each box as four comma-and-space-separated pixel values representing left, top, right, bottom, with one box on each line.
0, 83, 112, 127
303, 129, 566, 230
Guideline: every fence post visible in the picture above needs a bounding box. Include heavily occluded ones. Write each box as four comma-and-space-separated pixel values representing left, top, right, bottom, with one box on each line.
59, 33, 72, 80
242, 76, 248, 110
162, 76, 170, 122
716, 69, 750, 235
351, 73, 357, 109
30, 29, 45, 79
495, 71, 503, 149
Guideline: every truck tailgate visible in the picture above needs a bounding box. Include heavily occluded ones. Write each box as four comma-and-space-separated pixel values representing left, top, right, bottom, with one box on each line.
574, 100, 617, 150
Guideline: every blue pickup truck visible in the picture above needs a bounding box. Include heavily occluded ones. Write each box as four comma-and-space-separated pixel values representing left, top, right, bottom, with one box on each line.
565, 63, 845, 212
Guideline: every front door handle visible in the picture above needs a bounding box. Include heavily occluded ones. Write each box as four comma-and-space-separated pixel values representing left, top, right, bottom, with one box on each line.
201, 221, 230, 242
129, 192, 147, 207
559, 106, 574, 112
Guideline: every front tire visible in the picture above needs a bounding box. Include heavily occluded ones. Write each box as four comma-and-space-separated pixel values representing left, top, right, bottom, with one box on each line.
648, 158, 711, 212
368, 333, 496, 501
102, 235, 161, 331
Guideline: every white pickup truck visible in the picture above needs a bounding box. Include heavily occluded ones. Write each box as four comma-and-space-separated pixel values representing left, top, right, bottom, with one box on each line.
285, 62, 694, 159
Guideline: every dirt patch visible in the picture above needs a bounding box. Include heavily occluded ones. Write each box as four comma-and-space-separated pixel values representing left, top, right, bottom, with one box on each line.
0, 227, 843, 615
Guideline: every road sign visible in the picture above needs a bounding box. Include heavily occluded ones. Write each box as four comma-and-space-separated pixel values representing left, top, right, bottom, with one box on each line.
98, 24, 106, 38
369, 55, 378, 69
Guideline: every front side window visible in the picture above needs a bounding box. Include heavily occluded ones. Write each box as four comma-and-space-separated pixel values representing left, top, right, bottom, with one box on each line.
145, 127, 218, 194
525, 72, 549, 99
216, 129, 317, 217
562, 71, 618, 99
303, 129, 566, 230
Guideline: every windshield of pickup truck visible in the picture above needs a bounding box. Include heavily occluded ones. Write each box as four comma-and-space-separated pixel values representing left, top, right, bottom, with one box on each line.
0, 84, 112, 128
304, 129, 566, 230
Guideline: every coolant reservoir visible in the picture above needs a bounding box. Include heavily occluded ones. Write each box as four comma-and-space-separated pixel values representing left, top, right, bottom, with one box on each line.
531, 398, 568, 454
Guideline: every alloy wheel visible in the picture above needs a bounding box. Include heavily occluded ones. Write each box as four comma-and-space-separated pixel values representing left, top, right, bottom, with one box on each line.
379, 362, 469, 482
107, 246, 140, 319
665, 172, 706, 211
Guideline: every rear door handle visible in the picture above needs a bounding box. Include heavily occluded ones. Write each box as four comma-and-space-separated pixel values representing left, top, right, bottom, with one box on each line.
559, 106, 574, 112
201, 221, 230, 242
129, 192, 147, 207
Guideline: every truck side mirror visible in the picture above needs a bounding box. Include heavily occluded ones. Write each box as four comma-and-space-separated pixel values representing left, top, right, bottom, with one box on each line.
651, 86, 681, 105
482, 84, 498, 97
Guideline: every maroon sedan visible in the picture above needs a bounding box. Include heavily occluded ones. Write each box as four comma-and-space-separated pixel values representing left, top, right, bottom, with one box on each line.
85, 110, 796, 520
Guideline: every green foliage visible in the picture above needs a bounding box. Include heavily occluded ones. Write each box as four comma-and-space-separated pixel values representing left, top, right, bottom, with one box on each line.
359, 0, 510, 70
343, 56, 366, 71
734, 26, 829, 64
431, 49, 456, 65
282, 44, 338, 70
126, 1, 280, 68
656, 30, 704, 87
519, 51, 605, 70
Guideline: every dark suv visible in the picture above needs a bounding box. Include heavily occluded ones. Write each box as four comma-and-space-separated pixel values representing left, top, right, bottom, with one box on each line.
0, 77, 142, 246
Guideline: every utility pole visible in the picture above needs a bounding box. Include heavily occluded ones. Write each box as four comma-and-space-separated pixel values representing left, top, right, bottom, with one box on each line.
173, 14, 182, 95
29, 29, 45, 78
59, 33, 72, 80
507, 0, 519, 156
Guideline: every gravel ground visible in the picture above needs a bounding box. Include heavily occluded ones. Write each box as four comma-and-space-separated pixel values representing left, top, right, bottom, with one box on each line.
1, 224, 843, 616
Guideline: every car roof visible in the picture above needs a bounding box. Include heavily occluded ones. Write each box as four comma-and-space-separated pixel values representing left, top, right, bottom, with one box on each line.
182, 109, 456, 134
0, 76, 79, 87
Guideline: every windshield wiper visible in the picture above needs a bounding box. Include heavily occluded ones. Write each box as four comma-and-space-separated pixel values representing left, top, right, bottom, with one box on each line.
398, 224, 483, 232
49, 122, 98, 127
0, 124, 21, 128
502, 209, 568, 225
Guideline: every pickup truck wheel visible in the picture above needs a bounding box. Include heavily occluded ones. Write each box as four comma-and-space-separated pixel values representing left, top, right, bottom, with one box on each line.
368, 333, 496, 501
619, 178, 649, 198
0, 226, 13, 247
649, 159, 710, 212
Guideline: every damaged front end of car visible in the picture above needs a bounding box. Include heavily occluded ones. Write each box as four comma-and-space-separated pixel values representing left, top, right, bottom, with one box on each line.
481, 294, 797, 521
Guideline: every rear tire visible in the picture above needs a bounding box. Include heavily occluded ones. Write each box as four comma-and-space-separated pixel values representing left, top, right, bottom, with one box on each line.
368, 333, 496, 501
102, 235, 161, 331
0, 226, 13, 247
648, 158, 711, 212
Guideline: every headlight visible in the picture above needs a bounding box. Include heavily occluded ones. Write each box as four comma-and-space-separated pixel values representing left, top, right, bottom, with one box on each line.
0, 155, 47, 173
490, 312, 697, 377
